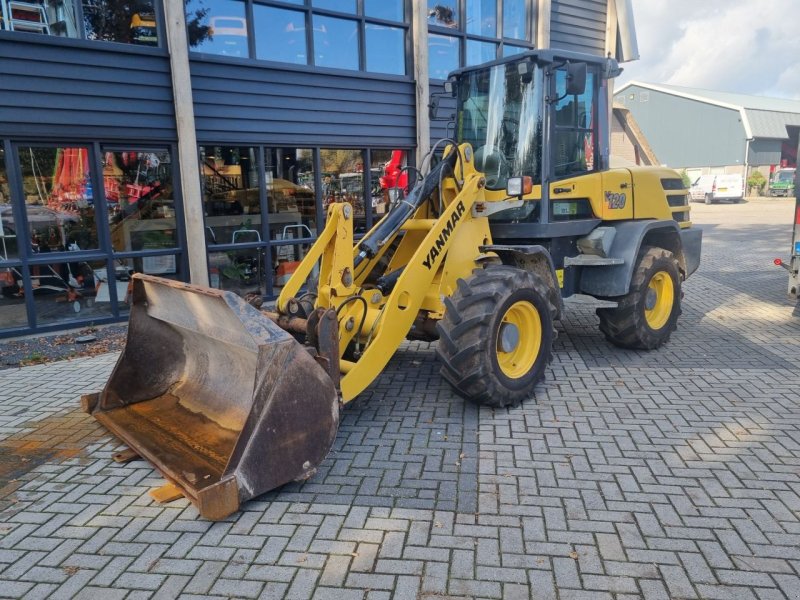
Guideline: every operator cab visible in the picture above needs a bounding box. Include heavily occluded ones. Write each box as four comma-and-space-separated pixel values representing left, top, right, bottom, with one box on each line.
442, 50, 619, 226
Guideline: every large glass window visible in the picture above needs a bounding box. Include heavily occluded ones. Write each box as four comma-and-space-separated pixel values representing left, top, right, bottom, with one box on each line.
265, 148, 316, 242
429, 33, 460, 80
0, 147, 16, 262
1, 142, 183, 335
321, 149, 366, 235
83, 0, 159, 46
312, 0, 355, 12
466, 0, 496, 37
365, 0, 403, 22
502, 0, 527, 40
428, 0, 458, 28
253, 5, 306, 64
314, 15, 359, 71
196, 0, 407, 75
365, 23, 405, 75
466, 39, 497, 66
199, 145, 260, 243
19, 147, 99, 252
0, 0, 160, 46
103, 149, 177, 254
185, 0, 249, 57
429, 0, 534, 79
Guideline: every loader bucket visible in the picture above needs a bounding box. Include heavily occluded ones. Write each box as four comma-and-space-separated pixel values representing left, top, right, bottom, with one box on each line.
86, 274, 339, 520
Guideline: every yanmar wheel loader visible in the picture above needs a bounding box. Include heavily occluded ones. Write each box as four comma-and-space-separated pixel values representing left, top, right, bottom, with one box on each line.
83, 49, 702, 519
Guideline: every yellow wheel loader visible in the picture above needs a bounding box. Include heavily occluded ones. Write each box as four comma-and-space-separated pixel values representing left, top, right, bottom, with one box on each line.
83, 49, 702, 519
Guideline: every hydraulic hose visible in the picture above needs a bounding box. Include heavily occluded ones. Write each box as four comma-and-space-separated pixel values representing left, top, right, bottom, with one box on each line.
354, 151, 458, 269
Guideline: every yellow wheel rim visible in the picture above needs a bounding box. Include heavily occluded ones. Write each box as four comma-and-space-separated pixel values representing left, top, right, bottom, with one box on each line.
496, 300, 542, 379
644, 271, 674, 330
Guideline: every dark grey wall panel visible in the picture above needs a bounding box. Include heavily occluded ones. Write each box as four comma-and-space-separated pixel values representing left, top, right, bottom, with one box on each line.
0, 35, 175, 141
614, 86, 747, 168
429, 82, 457, 144
550, 0, 607, 56
191, 60, 416, 147
748, 139, 782, 166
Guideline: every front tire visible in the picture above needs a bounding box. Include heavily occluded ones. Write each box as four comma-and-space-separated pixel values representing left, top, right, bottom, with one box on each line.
596, 246, 682, 350
436, 266, 555, 408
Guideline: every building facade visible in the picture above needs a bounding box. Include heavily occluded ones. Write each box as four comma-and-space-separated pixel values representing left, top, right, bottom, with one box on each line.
614, 82, 800, 180
0, 0, 634, 337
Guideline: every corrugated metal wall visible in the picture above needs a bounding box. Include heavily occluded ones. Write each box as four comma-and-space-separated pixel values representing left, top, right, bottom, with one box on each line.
191, 61, 416, 148
748, 139, 782, 166
550, 0, 608, 56
0, 37, 175, 141
614, 86, 747, 168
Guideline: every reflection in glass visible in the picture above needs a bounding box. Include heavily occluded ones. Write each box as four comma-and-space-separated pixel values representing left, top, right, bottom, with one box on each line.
253, 5, 307, 64
365, 23, 405, 75
104, 150, 176, 253
272, 242, 313, 293
320, 149, 365, 234
466, 0, 496, 37
457, 62, 544, 189
466, 39, 496, 66
314, 15, 359, 70
30, 258, 114, 326
370, 149, 406, 224
185, 0, 249, 57
503, 44, 526, 57
0, 147, 17, 262
265, 148, 316, 243
83, 0, 159, 45
19, 147, 99, 252
199, 146, 261, 246
209, 248, 266, 297
502, 0, 527, 40
2, 0, 81, 38
0, 265, 28, 330
553, 71, 596, 176
312, 0, 356, 12
364, 0, 403, 22
429, 33, 459, 80
428, 0, 457, 28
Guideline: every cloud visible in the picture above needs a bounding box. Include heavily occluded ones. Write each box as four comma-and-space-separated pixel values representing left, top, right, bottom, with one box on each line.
616, 0, 800, 99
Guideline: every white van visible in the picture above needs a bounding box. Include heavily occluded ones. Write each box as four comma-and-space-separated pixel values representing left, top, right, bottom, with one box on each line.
689, 174, 744, 204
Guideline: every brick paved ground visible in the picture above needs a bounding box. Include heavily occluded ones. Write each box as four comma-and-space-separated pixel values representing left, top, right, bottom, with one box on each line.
1, 198, 799, 599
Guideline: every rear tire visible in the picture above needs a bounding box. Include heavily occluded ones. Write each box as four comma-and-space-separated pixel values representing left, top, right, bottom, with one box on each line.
704, 194, 713, 205
596, 246, 682, 350
436, 266, 555, 408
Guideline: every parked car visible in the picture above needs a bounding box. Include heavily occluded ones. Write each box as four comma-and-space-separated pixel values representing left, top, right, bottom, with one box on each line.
769, 168, 796, 197
689, 174, 744, 204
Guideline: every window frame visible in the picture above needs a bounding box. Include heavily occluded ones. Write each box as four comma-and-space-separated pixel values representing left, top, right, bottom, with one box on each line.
0, 0, 167, 50
427, 0, 537, 80
187, 0, 412, 78
0, 139, 185, 336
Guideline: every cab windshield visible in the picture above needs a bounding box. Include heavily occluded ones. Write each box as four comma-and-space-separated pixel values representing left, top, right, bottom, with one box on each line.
456, 61, 544, 190
777, 171, 795, 182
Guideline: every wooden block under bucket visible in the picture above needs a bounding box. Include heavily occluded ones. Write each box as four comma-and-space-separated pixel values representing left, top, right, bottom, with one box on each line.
149, 482, 185, 504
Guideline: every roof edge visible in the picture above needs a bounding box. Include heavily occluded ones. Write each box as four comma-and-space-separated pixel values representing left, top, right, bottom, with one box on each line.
614, 81, 754, 139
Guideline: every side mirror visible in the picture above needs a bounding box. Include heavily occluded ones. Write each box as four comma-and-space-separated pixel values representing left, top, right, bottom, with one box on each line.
566, 62, 587, 96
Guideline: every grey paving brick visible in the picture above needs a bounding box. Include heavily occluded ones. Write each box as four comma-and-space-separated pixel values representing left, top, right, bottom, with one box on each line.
3, 203, 800, 600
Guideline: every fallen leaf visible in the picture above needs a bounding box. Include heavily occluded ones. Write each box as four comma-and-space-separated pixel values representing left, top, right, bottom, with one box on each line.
62, 566, 80, 575
569, 551, 578, 560
296, 554, 307, 563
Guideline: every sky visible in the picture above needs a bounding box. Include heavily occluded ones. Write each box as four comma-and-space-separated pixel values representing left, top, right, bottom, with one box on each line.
614, 0, 800, 99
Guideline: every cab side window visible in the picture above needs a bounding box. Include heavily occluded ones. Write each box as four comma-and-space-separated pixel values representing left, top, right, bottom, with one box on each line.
553, 69, 596, 178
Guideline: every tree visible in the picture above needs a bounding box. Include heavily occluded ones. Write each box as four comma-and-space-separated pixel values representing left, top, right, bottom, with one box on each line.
679, 169, 692, 189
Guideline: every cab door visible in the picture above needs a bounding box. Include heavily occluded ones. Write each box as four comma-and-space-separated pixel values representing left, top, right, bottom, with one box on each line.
599, 169, 633, 220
